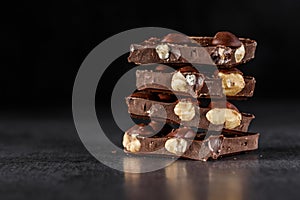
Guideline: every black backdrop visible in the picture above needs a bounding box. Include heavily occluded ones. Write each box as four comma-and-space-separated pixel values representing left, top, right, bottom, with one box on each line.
2, 0, 300, 108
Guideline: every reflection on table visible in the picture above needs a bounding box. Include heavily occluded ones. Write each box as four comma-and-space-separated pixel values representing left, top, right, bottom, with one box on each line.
123, 154, 258, 200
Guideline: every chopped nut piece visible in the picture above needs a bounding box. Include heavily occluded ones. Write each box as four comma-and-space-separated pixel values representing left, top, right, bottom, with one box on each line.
218, 72, 245, 96
155, 44, 170, 59
122, 133, 141, 153
206, 108, 242, 129
165, 138, 188, 155
171, 71, 188, 92
211, 46, 232, 65
224, 109, 242, 129
174, 101, 195, 121
186, 74, 196, 86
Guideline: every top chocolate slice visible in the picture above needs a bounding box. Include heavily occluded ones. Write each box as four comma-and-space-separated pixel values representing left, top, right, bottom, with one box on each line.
128, 32, 257, 68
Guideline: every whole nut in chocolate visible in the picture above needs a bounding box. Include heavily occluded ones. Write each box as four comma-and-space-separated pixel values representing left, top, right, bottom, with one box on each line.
218, 72, 245, 96
174, 100, 195, 121
122, 133, 141, 153
164, 138, 188, 155
155, 44, 170, 59
211, 46, 232, 65
171, 71, 188, 92
206, 108, 242, 129
212, 31, 242, 48
161, 33, 193, 44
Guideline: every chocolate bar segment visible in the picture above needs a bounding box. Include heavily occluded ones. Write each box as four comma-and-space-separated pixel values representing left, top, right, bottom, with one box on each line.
136, 68, 255, 98
123, 124, 259, 161
128, 33, 257, 68
126, 91, 254, 132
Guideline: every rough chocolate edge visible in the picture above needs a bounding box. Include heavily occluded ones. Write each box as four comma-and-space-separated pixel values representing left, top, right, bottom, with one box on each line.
128, 37, 257, 68
123, 129, 259, 161
126, 97, 255, 132
136, 70, 255, 98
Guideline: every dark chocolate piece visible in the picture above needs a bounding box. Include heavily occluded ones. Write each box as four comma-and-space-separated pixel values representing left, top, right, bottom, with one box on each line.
128, 33, 257, 68
123, 125, 259, 161
211, 31, 242, 48
135, 68, 255, 99
125, 91, 254, 132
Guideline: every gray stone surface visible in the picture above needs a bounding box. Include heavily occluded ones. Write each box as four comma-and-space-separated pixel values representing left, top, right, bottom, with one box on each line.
0, 100, 300, 200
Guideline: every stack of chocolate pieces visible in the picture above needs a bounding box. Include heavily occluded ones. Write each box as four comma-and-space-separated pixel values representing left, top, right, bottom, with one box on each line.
122, 31, 259, 161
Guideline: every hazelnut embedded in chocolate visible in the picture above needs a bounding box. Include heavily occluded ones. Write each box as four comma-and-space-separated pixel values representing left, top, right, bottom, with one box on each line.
186, 74, 196, 86
205, 108, 242, 129
161, 33, 193, 44
212, 31, 242, 48
164, 138, 188, 155
155, 44, 170, 59
218, 72, 246, 96
171, 71, 188, 92
211, 46, 232, 65
122, 133, 141, 152
174, 100, 196, 121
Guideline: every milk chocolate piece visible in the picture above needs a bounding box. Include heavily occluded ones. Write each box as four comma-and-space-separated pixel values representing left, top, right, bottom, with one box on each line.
123, 124, 259, 161
135, 68, 255, 98
128, 33, 257, 68
126, 91, 254, 132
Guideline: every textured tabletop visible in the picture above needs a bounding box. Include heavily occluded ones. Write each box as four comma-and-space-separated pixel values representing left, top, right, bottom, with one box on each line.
0, 100, 300, 200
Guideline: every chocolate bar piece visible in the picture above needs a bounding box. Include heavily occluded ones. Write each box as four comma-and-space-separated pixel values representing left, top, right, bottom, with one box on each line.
128, 32, 257, 68
136, 66, 255, 98
126, 91, 254, 132
122, 124, 259, 161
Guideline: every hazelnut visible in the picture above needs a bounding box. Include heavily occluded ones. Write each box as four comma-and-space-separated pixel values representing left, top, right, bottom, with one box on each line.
205, 108, 242, 129
161, 33, 192, 44
171, 71, 188, 92
234, 44, 245, 63
186, 74, 196, 86
171, 71, 200, 93
224, 109, 242, 129
174, 100, 195, 121
218, 72, 245, 96
122, 133, 141, 152
212, 31, 242, 48
211, 46, 232, 65
155, 44, 170, 60
164, 138, 188, 155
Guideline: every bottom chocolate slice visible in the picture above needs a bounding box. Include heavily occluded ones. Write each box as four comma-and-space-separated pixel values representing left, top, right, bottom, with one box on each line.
123, 124, 259, 161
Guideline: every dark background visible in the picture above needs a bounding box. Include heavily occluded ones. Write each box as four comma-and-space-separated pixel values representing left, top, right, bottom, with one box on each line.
2, 0, 300, 109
